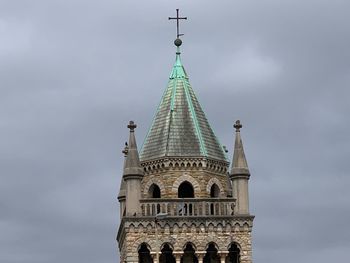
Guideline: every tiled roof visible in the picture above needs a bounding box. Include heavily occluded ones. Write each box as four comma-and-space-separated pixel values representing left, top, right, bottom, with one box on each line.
140, 50, 227, 162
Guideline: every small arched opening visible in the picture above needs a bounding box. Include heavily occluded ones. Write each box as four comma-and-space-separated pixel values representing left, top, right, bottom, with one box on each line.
178, 181, 194, 198
210, 183, 220, 198
226, 243, 240, 263
181, 243, 198, 263
148, 184, 161, 198
148, 183, 161, 214
203, 243, 220, 263
138, 243, 153, 263
160, 243, 176, 263
178, 181, 194, 215
210, 183, 220, 215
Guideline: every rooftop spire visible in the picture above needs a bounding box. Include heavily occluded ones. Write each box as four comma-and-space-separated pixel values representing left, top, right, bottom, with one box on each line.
140, 43, 226, 162
231, 120, 250, 176
123, 121, 143, 177
118, 142, 128, 200
139, 11, 226, 162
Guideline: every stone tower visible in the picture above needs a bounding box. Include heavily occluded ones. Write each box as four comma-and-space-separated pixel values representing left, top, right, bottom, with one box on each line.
117, 17, 254, 263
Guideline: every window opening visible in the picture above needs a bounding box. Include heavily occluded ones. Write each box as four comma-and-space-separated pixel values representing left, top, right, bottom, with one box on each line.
160, 244, 175, 263
226, 243, 240, 263
203, 243, 220, 263
181, 243, 198, 263
148, 184, 161, 198
138, 243, 153, 263
210, 183, 220, 198
178, 181, 194, 198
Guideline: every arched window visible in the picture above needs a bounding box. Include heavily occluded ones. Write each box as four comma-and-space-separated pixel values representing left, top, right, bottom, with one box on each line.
210, 183, 220, 198
203, 243, 220, 263
178, 181, 194, 198
226, 243, 240, 263
210, 183, 220, 215
181, 243, 198, 263
148, 184, 161, 198
160, 243, 175, 263
138, 243, 153, 263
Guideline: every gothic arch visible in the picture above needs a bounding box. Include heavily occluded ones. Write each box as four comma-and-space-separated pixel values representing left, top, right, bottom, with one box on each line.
174, 236, 200, 251
182, 241, 197, 251
137, 242, 152, 252
206, 178, 224, 197
143, 177, 166, 197
160, 242, 175, 251
227, 241, 242, 251
205, 241, 219, 251
172, 174, 200, 195
138, 242, 153, 263
133, 237, 156, 252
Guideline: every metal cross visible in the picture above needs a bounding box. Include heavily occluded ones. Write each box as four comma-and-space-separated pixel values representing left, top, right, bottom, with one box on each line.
127, 120, 137, 131
234, 120, 242, 132
168, 9, 187, 38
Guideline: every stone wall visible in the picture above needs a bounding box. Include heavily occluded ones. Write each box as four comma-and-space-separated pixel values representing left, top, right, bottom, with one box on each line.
118, 217, 253, 263
141, 168, 230, 199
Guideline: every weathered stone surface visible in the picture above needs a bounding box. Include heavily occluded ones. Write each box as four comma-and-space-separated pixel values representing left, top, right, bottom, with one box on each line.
118, 217, 253, 263
141, 166, 230, 199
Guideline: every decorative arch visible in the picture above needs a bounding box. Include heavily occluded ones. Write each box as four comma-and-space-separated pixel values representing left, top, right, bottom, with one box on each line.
160, 242, 175, 251
178, 181, 194, 198
143, 177, 166, 197
227, 241, 242, 251
160, 243, 176, 263
182, 241, 197, 251
226, 242, 241, 263
182, 242, 198, 263
137, 242, 152, 252
138, 242, 153, 263
205, 241, 219, 251
172, 174, 200, 194
206, 178, 224, 197
204, 242, 220, 263
148, 183, 161, 198
132, 236, 156, 253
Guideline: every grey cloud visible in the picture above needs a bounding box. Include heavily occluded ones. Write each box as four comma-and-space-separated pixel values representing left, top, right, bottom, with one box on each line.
1, 0, 349, 262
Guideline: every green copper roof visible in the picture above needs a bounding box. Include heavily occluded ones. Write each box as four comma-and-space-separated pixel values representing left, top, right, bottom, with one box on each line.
140, 49, 227, 162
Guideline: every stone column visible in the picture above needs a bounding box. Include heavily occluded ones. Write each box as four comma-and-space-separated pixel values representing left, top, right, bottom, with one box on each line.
151, 253, 157, 263
196, 253, 204, 263
219, 252, 227, 263
175, 253, 182, 263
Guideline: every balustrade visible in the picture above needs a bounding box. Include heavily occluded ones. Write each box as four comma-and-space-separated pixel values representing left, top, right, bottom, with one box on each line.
140, 198, 235, 217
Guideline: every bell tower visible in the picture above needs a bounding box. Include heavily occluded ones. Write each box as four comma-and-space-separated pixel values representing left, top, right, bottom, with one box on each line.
117, 10, 254, 263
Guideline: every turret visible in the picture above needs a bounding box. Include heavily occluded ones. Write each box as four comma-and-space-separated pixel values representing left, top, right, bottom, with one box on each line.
123, 121, 143, 216
117, 142, 128, 218
230, 120, 251, 215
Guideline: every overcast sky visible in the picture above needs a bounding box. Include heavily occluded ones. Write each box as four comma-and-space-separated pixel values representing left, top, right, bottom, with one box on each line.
1, 0, 350, 262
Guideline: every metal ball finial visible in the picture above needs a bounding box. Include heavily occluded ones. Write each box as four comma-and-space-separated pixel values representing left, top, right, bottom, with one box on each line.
234, 120, 242, 132
174, 38, 182, 47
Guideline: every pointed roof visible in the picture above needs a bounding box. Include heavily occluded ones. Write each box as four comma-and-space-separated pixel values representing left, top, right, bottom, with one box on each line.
123, 121, 144, 178
118, 142, 128, 200
140, 47, 227, 162
230, 120, 250, 177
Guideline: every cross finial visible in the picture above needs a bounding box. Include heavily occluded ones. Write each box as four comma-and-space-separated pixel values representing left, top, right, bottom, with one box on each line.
169, 9, 187, 45
122, 142, 128, 157
234, 120, 242, 132
127, 120, 137, 132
